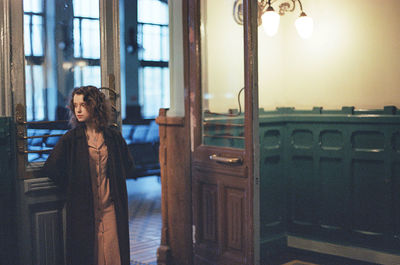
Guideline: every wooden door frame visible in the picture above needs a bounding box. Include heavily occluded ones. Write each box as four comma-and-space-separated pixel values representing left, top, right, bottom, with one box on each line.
9, 0, 121, 178
243, 0, 260, 263
187, 0, 259, 263
7, 1, 122, 264
155, 1, 194, 264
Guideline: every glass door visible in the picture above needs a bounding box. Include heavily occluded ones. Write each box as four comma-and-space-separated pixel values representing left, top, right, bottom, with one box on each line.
190, 0, 259, 264
10, 0, 120, 264
13, 0, 120, 177
201, 0, 245, 149
22, 0, 101, 164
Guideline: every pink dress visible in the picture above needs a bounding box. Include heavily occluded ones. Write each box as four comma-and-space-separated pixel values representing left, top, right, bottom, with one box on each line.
87, 133, 121, 265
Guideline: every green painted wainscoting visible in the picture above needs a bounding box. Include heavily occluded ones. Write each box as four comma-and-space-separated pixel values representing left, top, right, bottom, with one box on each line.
204, 106, 400, 262
259, 106, 400, 261
0, 117, 17, 263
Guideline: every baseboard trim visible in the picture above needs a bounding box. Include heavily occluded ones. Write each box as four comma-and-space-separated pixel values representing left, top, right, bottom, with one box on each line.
287, 236, 400, 265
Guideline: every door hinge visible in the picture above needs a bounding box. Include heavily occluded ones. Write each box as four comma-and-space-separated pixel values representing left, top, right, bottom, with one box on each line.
192, 225, 196, 244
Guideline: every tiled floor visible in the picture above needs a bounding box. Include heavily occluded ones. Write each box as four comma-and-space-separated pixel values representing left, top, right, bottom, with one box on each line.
127, 176, 161, 265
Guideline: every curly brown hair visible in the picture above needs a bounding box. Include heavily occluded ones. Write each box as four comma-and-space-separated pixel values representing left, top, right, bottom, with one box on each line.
68, 86, 112, 130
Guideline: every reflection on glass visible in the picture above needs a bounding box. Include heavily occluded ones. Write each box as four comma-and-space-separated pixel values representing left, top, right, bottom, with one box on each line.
23, 0, 100, 162
200, 0, 245, 149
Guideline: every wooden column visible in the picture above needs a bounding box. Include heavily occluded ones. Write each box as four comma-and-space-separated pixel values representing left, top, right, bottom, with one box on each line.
156, 109, 192, 265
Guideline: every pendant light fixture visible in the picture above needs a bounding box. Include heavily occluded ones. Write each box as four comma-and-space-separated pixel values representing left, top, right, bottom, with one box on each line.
234, 0, 314, 39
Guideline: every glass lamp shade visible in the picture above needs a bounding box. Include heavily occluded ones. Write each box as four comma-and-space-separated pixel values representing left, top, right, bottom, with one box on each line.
261, 9, 280, 37
295, 13, 313, 39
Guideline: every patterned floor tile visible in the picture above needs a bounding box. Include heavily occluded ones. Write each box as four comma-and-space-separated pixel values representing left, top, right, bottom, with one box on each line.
127, 177, 161, 265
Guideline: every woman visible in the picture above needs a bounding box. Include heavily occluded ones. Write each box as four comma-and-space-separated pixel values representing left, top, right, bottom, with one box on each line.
41, 86, 134, 265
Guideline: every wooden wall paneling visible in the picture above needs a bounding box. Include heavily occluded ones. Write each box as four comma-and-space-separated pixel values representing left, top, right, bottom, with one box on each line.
348, 124, 397, 252
197, 107, 400, 263
267, 111, 400, 254
192, 169, 219, 262
222, 184, 246, 264
192, 166, 248, 265
16, 177, 65, 265
243, 0, 259, 263
158, 0, 196, 263
191, 148, 249, 265
31, 203, 64, 265
0, 117, 17, 263
156, 109, 192, 265
393, 153, 400, 245
392, 128, 400, 247
156, 108, 171, 265
201, 182, 218, 243
288, 125, 316, 236
225, 187, 244, 251
259, 125, 287, 260
219, 176, 248, 265
187, 0, 258, 263
316, 124, 350, 243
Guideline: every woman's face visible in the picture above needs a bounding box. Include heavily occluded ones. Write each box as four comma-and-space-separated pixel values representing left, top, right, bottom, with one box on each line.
73, 94, 91, 123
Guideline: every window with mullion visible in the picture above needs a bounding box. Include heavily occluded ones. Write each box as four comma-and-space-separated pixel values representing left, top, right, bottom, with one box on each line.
137, 0, 169, 119
72, 0, 101, 88
24, 1, 47, 121
22, 0, 101, 163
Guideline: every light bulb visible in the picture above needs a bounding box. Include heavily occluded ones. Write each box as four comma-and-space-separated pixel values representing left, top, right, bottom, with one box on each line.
295, 12, 313, 39
261, 7, 280, 37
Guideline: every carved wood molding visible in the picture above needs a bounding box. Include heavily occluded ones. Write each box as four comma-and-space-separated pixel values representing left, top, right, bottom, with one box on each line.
156, 106, 192, 264
156, 115, 185, 127
24, 177, 57, 194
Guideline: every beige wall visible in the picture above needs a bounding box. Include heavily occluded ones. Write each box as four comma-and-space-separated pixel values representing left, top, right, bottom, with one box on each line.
259, 0, 400, 110
201, 0, 244, 113
201, 0, 400, 112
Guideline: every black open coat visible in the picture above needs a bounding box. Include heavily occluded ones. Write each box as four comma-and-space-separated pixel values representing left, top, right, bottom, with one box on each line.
41, 125, 134, 265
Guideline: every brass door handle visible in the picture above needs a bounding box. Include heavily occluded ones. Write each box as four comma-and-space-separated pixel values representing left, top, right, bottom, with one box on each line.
209, 154, 242, 164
